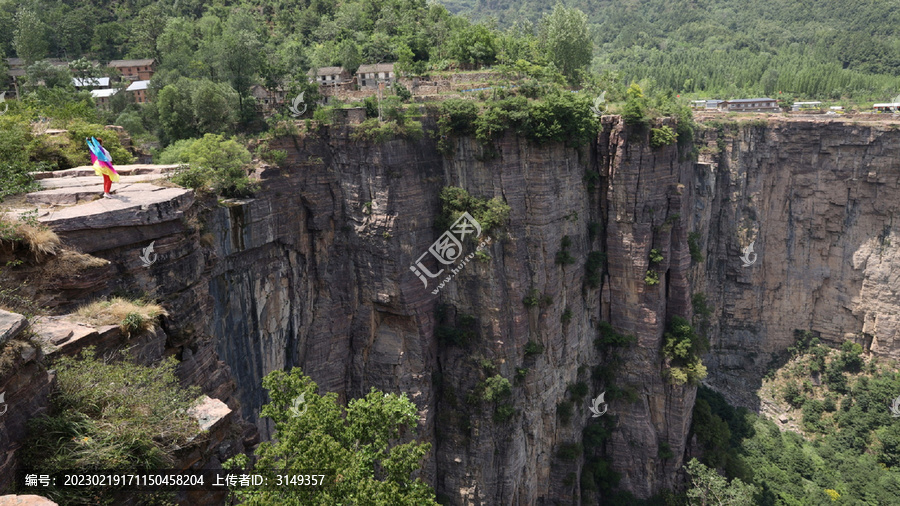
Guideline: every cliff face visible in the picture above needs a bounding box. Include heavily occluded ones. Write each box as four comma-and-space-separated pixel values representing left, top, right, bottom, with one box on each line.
8, 115, 898, 504
204, 116, 696, 502
688, 118, 900, 409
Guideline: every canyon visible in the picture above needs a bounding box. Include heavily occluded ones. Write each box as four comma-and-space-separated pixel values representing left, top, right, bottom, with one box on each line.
1, 114, 900, 504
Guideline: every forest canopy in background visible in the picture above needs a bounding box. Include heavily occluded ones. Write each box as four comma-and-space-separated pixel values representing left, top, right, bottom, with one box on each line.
440, 0, 900, 100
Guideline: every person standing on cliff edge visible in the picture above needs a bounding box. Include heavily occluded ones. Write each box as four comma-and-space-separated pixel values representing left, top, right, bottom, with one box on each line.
87, 136, 119, 199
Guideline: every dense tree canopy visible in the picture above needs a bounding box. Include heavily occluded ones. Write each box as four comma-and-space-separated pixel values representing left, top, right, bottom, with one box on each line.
442, 0, 900, 100
226, 368, 438, 505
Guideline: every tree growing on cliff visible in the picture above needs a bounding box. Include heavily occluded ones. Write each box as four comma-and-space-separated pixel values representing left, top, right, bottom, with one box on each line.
225, 368, 438, 506
662, 316, 709, 385
623, 83, 649, 127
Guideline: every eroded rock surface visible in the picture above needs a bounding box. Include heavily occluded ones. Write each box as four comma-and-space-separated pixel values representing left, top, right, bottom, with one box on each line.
689, 118, 900, 410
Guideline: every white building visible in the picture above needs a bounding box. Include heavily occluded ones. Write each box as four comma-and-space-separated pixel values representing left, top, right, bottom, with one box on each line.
73, 77, 110, 89
90, 88, 119, 107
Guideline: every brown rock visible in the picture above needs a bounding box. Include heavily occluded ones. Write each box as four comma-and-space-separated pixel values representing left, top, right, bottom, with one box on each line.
0, 310, 27, 344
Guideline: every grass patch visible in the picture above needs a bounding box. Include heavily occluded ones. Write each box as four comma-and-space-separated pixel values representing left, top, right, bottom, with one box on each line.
75, 297, 166, 337
40, 250, 109, 279
22, 347, 201, 504
351, 118, 424, 143
0, 211, 62, 262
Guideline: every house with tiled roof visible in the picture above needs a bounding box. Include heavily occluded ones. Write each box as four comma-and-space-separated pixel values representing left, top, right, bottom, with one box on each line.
718, 98, 780, 112
356, 63, 395, 88
107, 59, 155, 81
308, 66, 352, 86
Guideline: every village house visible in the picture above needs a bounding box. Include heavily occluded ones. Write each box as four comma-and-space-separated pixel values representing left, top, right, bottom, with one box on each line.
356, 63, 395, 88
307, 66, 352, 86
792, 101, 822, 112
691, 99, 724, 110
873, 103, 900, 112
126, 80, 150, 103
5, 58, 69, 96
90, 88, 119, 108
107, 59, 155, 82
718, 98, 780, 112
250, 84, 287, 113
73, 77, 110, 90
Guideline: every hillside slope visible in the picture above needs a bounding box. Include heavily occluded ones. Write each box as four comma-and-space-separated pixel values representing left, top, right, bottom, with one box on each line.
441, 0, 900, 99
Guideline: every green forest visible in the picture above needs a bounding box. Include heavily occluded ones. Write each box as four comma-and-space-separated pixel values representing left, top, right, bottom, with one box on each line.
688, 333, 900, 506
441, 0, 900, 100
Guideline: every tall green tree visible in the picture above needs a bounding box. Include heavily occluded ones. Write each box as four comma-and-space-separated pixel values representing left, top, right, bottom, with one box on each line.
209, 10, 264, 126
156, 17, 199, 74
157, 80, 197, 143
623, 82, 649, 126
191, 79, 237, 135
226, 368, 438, 506
337, 39, 362, 74
448, 22, 497, 65
13, 9, 49, 64
685, 458, 756, 505
128, 3, 168, 61
539, 4, 592, 83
